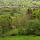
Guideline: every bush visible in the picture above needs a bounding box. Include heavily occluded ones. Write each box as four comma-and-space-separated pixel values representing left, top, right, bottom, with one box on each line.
25, 19, 40, 35
14, 19, 40, 35
0, 15, 13, 36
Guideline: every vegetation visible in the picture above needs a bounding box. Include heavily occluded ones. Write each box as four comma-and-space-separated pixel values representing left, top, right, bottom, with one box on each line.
0, 36, 40, 40
0, 7, 40, 36
0, 0, 40, 38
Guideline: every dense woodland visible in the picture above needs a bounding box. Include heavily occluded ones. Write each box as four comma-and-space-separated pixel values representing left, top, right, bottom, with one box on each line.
0, 0, 40, 37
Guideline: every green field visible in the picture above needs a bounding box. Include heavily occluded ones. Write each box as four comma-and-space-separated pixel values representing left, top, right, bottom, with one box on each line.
0, 36, 40, 40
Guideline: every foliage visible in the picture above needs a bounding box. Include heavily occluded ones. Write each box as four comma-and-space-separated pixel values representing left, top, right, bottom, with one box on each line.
0, 7, 40, 36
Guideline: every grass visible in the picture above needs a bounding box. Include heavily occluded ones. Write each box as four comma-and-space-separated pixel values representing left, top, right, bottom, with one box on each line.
0, 36, 40, 40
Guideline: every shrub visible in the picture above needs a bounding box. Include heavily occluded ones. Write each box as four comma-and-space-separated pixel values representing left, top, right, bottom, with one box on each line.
15, 19, 40, 35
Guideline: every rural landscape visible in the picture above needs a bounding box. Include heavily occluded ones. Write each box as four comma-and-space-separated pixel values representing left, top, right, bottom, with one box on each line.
0, 0, 40, 40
